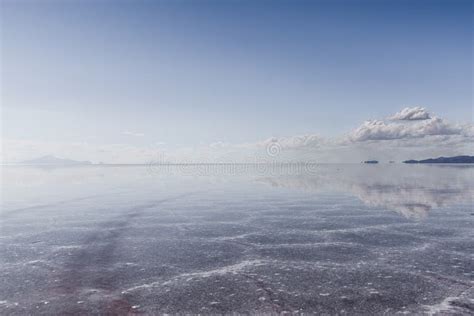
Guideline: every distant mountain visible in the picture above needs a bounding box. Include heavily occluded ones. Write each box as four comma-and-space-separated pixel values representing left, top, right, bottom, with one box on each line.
403, 156, 474, 164
21, 155, 92, 165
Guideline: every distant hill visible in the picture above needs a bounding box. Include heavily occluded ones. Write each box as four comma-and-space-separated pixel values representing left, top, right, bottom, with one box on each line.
21, 155, 92, 165
403, 156, 474, 164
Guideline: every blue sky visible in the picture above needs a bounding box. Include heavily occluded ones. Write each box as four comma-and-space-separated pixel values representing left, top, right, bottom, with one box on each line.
1, 0, 472, 163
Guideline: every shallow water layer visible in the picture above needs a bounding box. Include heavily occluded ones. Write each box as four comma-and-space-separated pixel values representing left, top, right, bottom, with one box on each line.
1, 164, 473, 315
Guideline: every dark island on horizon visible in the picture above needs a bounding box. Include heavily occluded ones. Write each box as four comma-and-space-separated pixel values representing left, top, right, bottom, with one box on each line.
363, 160, 379, 164
403, 155, 474, 164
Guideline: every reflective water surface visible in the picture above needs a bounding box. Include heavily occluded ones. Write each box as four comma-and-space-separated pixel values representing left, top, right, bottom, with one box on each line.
1, 164, 473, 315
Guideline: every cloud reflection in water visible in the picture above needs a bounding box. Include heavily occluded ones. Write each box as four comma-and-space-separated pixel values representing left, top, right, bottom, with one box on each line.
258, 164, 473, 219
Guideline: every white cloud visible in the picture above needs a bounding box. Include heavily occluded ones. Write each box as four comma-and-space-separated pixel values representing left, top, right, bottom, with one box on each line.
390, 106, 431, 120
122, 131, 145, 137
333, 108, 473, 161
348, 117, 469, 142
258, 135, 324, 150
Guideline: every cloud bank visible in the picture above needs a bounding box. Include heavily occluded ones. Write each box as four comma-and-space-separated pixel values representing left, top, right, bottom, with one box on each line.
258, 135, 324, 150
390, 106, 431, 121
253, 107, 472, 161
347, 117, 467, 142
2, 107, 472, 164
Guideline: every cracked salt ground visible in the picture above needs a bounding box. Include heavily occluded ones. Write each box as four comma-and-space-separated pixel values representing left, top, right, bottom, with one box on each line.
0, 164, 473, 314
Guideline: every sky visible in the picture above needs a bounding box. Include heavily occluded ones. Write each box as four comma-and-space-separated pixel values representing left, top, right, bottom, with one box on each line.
1, 0, 472, 163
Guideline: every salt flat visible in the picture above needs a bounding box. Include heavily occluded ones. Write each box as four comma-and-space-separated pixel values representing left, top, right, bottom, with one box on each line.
1, 164, 473, 315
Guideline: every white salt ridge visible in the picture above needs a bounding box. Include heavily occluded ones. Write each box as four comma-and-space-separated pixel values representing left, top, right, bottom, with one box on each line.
53, 245, 82, 250
123, 259, 266, 293
424, 289, 474, 316
0, 301, 19, 308
424, 296, 461, 315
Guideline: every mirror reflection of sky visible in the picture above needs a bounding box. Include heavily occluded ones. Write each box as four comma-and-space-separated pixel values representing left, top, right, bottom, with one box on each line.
1, 165, 473, 314
3, 164, 473, 220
